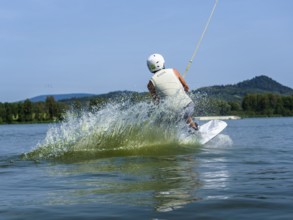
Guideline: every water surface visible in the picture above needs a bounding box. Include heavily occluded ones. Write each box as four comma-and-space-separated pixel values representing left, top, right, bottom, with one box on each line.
1, 114, 293, 219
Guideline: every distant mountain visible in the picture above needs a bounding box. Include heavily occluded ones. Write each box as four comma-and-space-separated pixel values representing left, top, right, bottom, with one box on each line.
94, 90, 138, 99
194, 75, 293, 102
236, 75, 293, 93
58, 90, 143, 105
29, 93, 96, 102
28, 91, 141, 103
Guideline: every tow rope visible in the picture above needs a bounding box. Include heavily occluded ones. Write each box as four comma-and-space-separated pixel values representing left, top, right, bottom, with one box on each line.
183, 0, 218, 78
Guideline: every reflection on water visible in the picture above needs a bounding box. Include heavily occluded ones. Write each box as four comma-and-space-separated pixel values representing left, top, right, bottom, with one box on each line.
42, 134, 232, 212
198, 134, 232, 200
45, 155, 202, 212
17, 125, 232, 212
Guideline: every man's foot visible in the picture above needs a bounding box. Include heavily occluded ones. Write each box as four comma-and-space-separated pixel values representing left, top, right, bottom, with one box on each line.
193, 126, 199, 131
193, 122, 199, 131
188, 124, 199, 134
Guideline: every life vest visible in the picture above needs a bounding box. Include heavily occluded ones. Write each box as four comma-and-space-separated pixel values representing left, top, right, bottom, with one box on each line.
150, 68, 192, 108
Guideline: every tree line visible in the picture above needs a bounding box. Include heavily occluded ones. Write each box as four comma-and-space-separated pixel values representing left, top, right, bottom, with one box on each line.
195, 93, 293, 117
1, 93, 293, 124
241, 93, 293, 116
0, 96, 65, 124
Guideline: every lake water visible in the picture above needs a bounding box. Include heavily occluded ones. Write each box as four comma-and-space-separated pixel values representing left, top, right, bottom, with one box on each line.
1, 115, 293, 219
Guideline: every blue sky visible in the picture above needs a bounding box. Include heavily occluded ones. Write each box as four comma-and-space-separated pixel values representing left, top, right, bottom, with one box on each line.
1, 0, 293, 102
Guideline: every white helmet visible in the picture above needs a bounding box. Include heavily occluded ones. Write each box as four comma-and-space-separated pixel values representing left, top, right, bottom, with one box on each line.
147, 53, 165, 73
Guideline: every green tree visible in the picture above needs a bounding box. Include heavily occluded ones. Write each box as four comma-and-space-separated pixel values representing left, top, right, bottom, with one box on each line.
73, 100, 82, 111
23, 99, 33, 121
17, 102, 24, 122
274, 96, 284, 115
228, 101, 241, 112
0, 103, 4, 123
256, 94, 269, 115
282, 96, 293, 114
217, 100, 231, 115
242, 94, 257, 112
45, 96, 58, 120
4, 103, 13, 123
89, 97, 107, 111
33, 102, 46, 121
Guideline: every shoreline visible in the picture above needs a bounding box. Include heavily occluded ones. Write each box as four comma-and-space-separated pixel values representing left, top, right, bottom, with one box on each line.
194, 116, 241, 121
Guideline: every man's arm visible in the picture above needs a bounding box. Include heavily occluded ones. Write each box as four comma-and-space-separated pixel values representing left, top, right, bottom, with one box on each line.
147, 80, 159, 103
173, 68, 189, 92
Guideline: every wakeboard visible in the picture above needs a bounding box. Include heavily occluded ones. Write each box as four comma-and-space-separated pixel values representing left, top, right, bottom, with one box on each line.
195, 119, 227, 144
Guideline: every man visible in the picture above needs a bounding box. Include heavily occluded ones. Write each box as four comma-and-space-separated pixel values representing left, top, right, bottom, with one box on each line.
146, 53, 199, 131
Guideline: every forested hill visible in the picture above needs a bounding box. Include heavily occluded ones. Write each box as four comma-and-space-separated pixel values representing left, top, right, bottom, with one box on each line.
194, 75, 293, 102
236, 75, 293, 93
1, 75, 293, 124
26, 75, 293, 103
